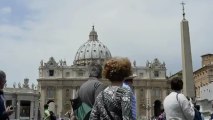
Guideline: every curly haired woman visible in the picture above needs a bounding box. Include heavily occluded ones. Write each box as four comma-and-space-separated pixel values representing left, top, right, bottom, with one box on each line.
89, 57, 134, 120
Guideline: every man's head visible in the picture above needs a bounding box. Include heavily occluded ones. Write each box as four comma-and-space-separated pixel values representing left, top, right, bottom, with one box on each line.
0, 70, 6, 89
171, 77, 183, 91
195, 105, 200, 111
88, 62, 102, 78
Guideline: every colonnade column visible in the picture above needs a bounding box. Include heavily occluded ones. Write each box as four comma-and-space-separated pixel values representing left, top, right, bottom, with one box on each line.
11, 98, 16, 119
30, 100, 34, 119
16, 100, 20, 119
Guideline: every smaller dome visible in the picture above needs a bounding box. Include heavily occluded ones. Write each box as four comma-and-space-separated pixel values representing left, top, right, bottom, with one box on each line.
73, 26, 112, 66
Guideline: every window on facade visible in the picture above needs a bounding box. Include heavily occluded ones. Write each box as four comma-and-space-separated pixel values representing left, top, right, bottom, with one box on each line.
151, 89, 155, 97
49, 70, 54, 76
6, 100, 12, 107
66, 89, 70, 97
140, 89, 144, 97
139, 73, 143, 77
47, 87, 55, 98
78, 71, 84, 76
156, 88, 161, 97
66, 72, 70, 77
154, 71, 159, 77
20, 101, 30, 117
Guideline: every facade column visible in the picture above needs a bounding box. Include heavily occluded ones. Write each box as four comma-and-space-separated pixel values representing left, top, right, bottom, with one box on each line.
16, 100, 20, 119
146, 88, 151, 119
135, 87, 140, 118
40, 87, 46, 119
72, 87, 76, 99
162, 89, 167, 99
56, 86, 63, 117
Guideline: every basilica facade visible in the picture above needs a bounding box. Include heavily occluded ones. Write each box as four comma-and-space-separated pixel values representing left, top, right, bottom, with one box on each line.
37, 27, 169, 119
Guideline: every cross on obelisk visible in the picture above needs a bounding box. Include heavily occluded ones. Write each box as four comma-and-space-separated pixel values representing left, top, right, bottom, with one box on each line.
181, 1, 186, 19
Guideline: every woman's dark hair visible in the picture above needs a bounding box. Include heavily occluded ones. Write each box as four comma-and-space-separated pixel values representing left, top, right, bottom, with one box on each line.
171, 77, 183, 91
44, 104, 49, 109
154, 100, 162, 117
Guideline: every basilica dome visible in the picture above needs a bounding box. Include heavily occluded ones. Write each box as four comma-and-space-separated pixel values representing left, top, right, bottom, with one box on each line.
73, 26, 112, 66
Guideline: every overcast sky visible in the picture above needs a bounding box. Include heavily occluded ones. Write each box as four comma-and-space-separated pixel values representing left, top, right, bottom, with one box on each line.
0, 0, 212, 87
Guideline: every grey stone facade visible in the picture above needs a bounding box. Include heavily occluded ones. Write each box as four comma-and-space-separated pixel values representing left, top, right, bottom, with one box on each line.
3, 78, 39, 120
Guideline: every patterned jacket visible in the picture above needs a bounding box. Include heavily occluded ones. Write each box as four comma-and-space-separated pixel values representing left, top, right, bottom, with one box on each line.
89, 86, 134, 120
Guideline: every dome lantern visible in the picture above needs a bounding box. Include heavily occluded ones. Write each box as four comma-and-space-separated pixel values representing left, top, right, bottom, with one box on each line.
89, 26, 98, 41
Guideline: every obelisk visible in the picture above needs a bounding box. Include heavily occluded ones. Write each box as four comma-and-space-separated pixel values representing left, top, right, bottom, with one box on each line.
180, 2, 195, 98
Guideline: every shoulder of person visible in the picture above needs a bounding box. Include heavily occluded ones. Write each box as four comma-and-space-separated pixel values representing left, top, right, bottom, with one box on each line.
81, 79, 100, 87
117, 87, 131, 94
93, 80, 104, 88
176, 93, 189, 102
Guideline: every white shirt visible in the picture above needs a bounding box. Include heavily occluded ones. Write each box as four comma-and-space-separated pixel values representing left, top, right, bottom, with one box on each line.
163, 92, 195, 120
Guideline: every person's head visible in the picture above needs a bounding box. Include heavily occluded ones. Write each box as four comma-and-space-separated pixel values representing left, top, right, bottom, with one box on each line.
171, 77, 183, 91
154, 100, 162, 117
0, 70, 6, 89
195, 105, 200, 111
124, 74, 137, 85
44, 104, 49, 110
88, 62, 102, 78
102, 57, 132, 82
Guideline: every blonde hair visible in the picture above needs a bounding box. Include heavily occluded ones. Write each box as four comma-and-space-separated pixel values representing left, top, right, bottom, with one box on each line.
102, 57, 132, 82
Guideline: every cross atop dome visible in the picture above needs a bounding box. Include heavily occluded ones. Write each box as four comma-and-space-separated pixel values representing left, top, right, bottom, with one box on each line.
89, 25, 98, 41
92, 25, 95, 30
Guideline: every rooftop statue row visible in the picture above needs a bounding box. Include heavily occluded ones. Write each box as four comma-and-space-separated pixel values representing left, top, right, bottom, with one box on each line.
4, 78, 37, 90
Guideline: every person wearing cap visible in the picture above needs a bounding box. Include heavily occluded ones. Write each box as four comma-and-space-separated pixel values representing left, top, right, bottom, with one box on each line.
0, 70, 13, 120
123, 75, 137, 120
